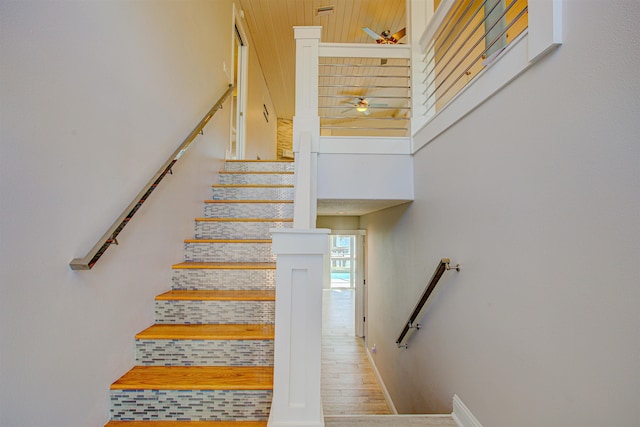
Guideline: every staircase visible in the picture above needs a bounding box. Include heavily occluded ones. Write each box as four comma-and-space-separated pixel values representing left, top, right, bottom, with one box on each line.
105, 160, 295, 426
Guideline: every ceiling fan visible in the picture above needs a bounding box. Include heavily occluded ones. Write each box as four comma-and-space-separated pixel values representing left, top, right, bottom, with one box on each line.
341, 97, 388, 115
362, 27, 406, 65
362, 27, 406, 44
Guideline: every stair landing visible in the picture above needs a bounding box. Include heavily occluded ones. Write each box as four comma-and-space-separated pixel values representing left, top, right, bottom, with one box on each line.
324, 415, 457, 426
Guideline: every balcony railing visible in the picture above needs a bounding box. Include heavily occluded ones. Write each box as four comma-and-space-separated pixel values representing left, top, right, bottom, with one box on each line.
319, 56, 411, 137
419, 0, 529, 117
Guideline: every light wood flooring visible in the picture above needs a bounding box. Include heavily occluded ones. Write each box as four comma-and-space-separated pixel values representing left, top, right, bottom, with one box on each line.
322, 289, 391, 416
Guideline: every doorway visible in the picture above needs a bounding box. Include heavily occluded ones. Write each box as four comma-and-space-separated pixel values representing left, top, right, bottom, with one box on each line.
229, 21, 247, 159
327, 231, 366, 338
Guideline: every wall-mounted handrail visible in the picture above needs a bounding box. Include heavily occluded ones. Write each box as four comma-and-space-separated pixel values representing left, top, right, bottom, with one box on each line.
69, 84, 235, 270
396, 258, 460, 348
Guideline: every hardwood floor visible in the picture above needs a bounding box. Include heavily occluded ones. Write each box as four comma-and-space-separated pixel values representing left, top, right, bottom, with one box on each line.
322, 289, 391, 416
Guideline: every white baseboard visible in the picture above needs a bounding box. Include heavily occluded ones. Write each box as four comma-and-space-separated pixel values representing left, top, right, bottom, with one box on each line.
452, 394, 483, 427
365, 347, 398, 414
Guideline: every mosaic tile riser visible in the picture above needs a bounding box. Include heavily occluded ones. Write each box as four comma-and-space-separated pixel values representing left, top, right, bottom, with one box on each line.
219, 173, 294, 185
184, 242, 275, 263
136, 339, 274, 366
171, 269, 275, 291
155, 300, 275, 324
195, 221, 291, 240
203, 202, 294, 219
211, 187, 294, 201
224, 162, 294, 172
110, 389, 272, 421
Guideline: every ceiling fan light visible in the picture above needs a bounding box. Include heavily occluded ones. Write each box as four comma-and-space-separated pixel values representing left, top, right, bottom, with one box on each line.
356, 106, 368, 112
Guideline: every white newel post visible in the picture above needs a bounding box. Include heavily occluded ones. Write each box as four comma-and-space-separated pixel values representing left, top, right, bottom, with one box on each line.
267, 229, 329, 427
268, 26, 326, 427
292, 26, 321, 229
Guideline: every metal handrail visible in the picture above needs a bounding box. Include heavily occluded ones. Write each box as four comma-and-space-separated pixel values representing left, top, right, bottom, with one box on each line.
396, 258, 460, 348
69, 84, 235, 270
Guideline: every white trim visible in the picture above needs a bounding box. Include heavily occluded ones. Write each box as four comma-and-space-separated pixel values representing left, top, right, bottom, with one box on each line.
528, 0, 563, 62
418, 0, 457, 50
319, 136, 411, 155
328, 229, 366, 236
231, 4, 249, 159
452, 395, 484, 427
365, 347, 398, 414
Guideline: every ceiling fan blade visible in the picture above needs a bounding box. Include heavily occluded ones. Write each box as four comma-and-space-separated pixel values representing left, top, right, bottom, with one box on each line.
362, 27, 383, 42
364, 109, 371, 116
389, 27, 407, 43
338, 89, 367, 97
369, 103, 388, 108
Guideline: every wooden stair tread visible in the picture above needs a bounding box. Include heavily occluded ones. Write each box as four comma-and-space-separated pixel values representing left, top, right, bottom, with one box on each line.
111, 366, 273, 390
184, 239, 272, 243
136, 324, 275, 340
156, 290, 275, 301
195, 218, 292, 222
225, 159, 293, 163
212, 184, 294, 188
172, 262, 276, 270
219, 171, 294, 175
204, 200, 293, 204
184, 239, 272, 244
106, 421, 267, 427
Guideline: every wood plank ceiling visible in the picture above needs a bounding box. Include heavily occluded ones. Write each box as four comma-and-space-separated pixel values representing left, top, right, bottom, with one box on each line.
238, 0, 407, 120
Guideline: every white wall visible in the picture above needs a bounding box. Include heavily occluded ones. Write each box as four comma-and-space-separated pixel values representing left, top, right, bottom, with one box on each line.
317, 216, 361, 231
361, 1, 640, 426
0, 1, 235, 425
317, 153, 414, 201
244, 38, 278, 160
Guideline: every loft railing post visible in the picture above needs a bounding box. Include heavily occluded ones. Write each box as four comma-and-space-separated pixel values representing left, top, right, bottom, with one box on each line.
268, 26, 326, 427
292, 26, 321, 229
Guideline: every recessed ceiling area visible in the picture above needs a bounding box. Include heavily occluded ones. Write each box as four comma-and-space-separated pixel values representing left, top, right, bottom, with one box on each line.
317, 199, 412, 216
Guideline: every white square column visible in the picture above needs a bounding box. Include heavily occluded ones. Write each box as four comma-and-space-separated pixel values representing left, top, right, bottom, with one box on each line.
268, 228, 330, 427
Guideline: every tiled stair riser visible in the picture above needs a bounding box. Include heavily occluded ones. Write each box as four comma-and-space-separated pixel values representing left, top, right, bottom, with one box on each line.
204, 202, 294, 219
184, 242, 275, 263
156, 300, 275, 324
219, 173, 294, 185
224, 162, 294, 172
195, 221, 292, 240
136, 339, 274, 366
171, 268, 275, 291
212, 187, 294, 201
110, 389, 272, 421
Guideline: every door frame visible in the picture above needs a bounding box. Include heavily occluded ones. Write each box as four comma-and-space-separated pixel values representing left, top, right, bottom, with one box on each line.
230, 5, 248, 159
327, 229, 367, 338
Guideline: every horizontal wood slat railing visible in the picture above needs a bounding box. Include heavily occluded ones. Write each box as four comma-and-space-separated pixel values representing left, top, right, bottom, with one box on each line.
396, 257, 460, 348
69, 84, 234, 270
